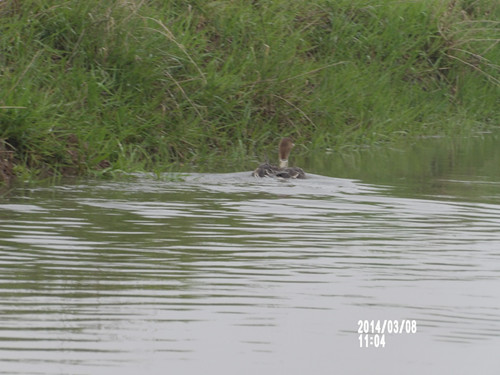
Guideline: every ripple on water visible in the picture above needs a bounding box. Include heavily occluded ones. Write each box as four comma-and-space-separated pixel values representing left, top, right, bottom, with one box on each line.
0, 172, 500, 374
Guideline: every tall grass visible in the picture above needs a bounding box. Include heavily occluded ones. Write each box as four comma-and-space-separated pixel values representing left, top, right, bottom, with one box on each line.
0, 0, 499, 179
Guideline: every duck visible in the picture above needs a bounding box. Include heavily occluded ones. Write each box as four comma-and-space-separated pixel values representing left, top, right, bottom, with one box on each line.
252, 137, 306, 179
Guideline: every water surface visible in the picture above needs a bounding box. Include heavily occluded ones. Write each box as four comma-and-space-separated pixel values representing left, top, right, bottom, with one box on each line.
1, 135, 500, 374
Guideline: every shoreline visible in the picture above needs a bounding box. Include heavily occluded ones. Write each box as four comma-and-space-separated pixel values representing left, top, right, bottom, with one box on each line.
1, 0, 499, 184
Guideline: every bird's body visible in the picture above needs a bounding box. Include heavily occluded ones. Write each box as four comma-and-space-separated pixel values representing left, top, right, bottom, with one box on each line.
252, 138, 306, 179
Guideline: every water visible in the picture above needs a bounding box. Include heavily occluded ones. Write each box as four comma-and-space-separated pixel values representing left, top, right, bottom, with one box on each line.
1, 135, 500, 374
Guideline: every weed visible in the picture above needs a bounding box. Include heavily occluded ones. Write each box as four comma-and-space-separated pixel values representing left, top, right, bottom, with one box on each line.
0, 0, 498, 179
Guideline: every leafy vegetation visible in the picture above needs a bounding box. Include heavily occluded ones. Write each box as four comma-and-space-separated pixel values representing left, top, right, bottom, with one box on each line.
1, 0, 499, 182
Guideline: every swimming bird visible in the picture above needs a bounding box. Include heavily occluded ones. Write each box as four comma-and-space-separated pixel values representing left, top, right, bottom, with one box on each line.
252, 137, 306, 179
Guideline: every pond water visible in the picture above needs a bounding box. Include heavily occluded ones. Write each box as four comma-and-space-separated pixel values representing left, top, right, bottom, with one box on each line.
1, 135, 500, 374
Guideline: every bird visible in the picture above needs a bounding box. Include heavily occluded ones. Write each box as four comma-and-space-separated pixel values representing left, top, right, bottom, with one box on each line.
252, 137, 306, 179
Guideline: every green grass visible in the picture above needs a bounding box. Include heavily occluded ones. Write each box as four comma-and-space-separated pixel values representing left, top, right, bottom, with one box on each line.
0, 0, 499, 180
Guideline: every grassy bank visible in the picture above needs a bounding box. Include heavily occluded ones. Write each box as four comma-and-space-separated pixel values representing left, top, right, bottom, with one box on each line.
1, 0, 499, 182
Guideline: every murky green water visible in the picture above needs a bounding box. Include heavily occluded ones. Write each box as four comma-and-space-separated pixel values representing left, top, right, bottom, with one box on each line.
1, 135, 500, 374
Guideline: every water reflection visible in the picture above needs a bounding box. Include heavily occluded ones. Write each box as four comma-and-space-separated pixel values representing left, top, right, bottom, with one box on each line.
1, 139, 500, 374
302, 132, 500, 201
